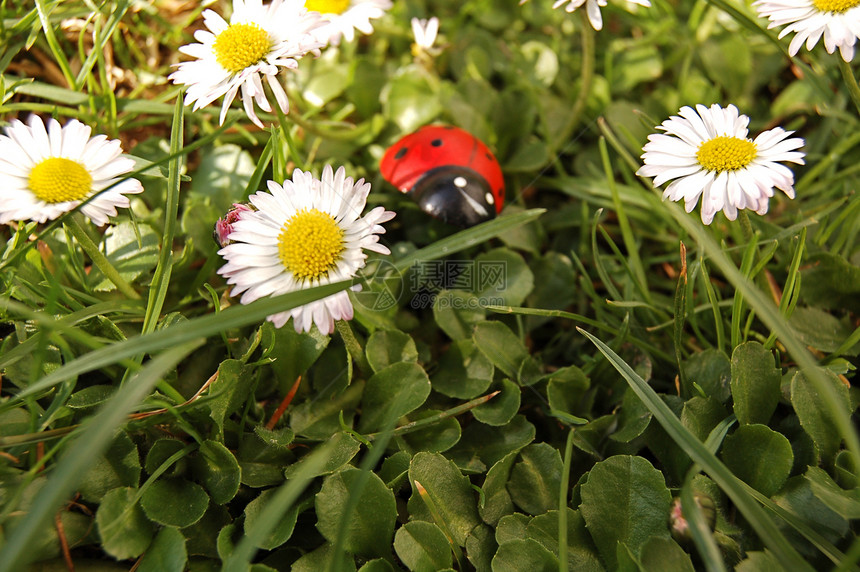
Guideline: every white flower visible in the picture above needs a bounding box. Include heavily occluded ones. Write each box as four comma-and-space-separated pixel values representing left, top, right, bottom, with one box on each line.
169, 0, 324, 128
753, 0, 860, 62
0, 115, 143, 226
306, 0, 392, 46
519, 0, 651, 31
411, 17, 439, 51
636, 104, 806, 225
218, 165, 396, 334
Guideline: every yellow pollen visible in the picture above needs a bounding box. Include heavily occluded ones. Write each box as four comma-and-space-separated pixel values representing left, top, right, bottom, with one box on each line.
213, 23, 271, 73
278, 208, 345, 280
696, 136, 757, 173
812, 0, 859, 13
28, 157, 92, 204
305, 0, 351, 14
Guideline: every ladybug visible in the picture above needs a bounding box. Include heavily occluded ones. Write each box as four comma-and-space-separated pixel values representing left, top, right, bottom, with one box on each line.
380, 125, 505, 228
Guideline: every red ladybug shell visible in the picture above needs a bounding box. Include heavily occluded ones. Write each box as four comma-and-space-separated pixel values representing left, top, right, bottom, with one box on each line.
380, 125, 505, 225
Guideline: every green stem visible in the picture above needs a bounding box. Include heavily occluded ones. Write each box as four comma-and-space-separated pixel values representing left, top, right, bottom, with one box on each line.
550, 10, 596, 154
737, 210, 754, 244
65, 215, 141, 300
838, 58, 860, 116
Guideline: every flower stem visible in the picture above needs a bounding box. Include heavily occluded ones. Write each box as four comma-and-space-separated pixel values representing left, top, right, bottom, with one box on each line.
336, 319, 371, 376
550, 10, 596, 154
838, 58, 860, 116
65, 215, 141, 300
737, 210, 754, 244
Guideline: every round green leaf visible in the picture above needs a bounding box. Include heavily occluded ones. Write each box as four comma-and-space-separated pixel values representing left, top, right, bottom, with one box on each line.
721, 424, 794, 497
137, 526, 187, 572
399, 410, 462, 453
394, 521, 453, 572
639, 536, 695, 572
357, 362, 431, 433
144, 438, 187, 476
790, 368, 852, 463
579, 455, 672, 569
315, 467, 397, 557
284, 431, 361, 479
96, 487, 155, 560
432, 290, 487, 341
547, 366, 591, 419
472, 248, 534, 307
492, 538, 558, 571
472, 378, 520, 426
507, 443, 562, 515
431, 339, 494, 399
193, 440, 241, 505
407, 452, 481, 546
79, 432, 141, 503
366, 330, 418, 372
527, 509, 603, 572
140, 478, 209, 527
244, 488, 299, 550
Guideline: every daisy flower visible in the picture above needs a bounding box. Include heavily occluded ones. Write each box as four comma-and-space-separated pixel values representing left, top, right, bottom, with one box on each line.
169, 0, 324, 128
636, 104, 805, 225
0, 115, 143, 226
519, 0, 651, 31
753, 0, 860, 62
306, 0, 392, 46
218, 165, 396, 335
411, 17, 440, 52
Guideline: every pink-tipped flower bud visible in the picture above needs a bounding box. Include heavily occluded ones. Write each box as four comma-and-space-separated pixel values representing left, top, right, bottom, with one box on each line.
214, 203, 252, 248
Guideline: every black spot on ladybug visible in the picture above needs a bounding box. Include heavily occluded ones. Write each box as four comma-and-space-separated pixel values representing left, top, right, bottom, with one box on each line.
431, 139, 443, 147
394, 147, 407, 160
486, 152, 493, 160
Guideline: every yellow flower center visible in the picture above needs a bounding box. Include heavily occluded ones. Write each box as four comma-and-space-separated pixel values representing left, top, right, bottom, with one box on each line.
305, 0, 351, 14
812, 0, 859, 13
28, 157, 92, 204
278, 208, 345, 280
696, 136, 758, 173
213, 23, 271, 73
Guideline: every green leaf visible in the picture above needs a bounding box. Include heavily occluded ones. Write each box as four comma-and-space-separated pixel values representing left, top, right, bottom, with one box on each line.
381, 69, 443, 132
265, 322, 331, 393
137, 526, 187, 572
95, 487, 155, 560
140, 478, 210, 527
358, 362, 431, 433
638, 536, 695, 572
207, 359, 254, 436
407, 452, 481, 546
78, 431, 141, 502
721, 424, 793, 497
473, 321, 541, 385
433, 290, 487, 341
579, 455, 672, 568
479, 452, 518, 526
472, 378, 520, 426
682, 349, 731, 403
91, 222, 159, 291
507, 443, 562, 516
464, 524, 497, 572
736, 551, 782, 571
800, 252, 860, 313
291, 543, 357, 572
791, 368, 852, 463
546, 366, 591, 419
283, 431, 361, 479
193, 440, 241, 505
730, 342, 780, 425
431, 339, 494, 399
790, 306, 858, 354
449, 414, 535, 470
472, 248, 534, 307
244, 488, 299, 550
526, 509, 603, 571
398, 410, 462, 454
491, 538, 558, 571
315, 467, 397, 557
804, 466, 860, 519
366, 329, 418, 373
66, 384, 115, 410
144, 439, 187, 476
394, 521, 454, 572
187, 143, 255, 208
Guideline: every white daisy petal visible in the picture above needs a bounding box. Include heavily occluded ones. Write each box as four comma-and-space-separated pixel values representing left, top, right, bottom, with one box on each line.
636, 104, 805, 224
217, 165, 396, 334
533, 0, 650, 30
754, 0, 860, 62
307, 0, 391, 46
0, 115, 143, 226
169, 0, 325, 127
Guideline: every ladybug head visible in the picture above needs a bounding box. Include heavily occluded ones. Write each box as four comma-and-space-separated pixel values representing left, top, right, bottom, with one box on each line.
410, 165, 497, 228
